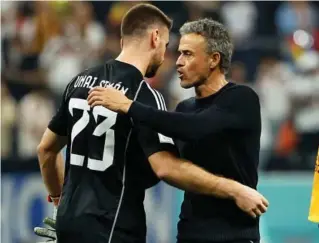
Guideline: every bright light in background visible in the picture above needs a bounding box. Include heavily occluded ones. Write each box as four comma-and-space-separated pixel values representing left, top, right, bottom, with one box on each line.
293, 30, 314, 49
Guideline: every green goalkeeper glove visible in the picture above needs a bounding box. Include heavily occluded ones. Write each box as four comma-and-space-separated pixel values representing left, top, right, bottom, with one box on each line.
34, 206, 57, 242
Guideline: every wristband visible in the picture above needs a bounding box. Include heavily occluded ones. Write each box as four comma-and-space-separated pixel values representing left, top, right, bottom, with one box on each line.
47, 195, 60, 203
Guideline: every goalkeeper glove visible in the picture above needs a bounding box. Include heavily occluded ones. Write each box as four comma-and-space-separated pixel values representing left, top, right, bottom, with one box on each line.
34, 215, 56, 242
34, 195, 58, 242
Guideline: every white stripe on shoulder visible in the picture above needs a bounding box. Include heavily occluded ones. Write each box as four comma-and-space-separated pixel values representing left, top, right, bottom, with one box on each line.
145, 82, 174, 145
133, 80, 145, 101
155, 90, 167, 111
145, 82, 162, 110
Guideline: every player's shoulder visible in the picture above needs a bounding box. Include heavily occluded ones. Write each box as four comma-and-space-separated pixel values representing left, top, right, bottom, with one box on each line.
68, 64, 105, 86
136, 80, 166, 109
61, 64, 105, 98
70, 59, 122, 82
79, 63, 106, 77
138, 80, 162, 95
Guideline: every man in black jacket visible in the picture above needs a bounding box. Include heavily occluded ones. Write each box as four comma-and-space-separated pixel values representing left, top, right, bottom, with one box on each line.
88, 18, 266, 243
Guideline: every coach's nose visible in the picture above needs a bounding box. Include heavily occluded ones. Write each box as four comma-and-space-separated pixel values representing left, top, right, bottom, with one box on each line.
176, 54, 184, 68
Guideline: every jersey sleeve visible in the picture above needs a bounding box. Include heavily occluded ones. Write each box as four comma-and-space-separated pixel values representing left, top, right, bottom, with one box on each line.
128, 85, 261, 141
47, 82, 72, 136
134, 81, 177, 158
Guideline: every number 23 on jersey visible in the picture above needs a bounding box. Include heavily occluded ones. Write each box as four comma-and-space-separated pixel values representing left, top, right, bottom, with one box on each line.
68, 98, 117, 172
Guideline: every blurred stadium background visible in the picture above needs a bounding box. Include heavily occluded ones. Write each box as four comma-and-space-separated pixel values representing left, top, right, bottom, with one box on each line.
1, 1, 319, 243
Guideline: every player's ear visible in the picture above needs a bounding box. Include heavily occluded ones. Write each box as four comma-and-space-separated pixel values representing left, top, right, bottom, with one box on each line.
209, 52, 221, 70
120, 38, 123, 50
151, 29, 160, 49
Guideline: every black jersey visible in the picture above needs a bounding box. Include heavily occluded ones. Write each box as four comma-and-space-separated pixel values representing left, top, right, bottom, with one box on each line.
126, 82, 262, 242
48, 60, 175, 243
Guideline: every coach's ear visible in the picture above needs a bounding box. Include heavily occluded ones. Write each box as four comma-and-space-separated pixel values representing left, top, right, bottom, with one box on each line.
209, 52, 221, 70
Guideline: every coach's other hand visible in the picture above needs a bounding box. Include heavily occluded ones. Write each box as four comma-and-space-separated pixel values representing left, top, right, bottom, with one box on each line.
88, 87, 133, 113
233, 184, 269, 218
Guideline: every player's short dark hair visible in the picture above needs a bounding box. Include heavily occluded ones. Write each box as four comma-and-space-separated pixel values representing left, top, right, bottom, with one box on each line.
121, 4, 173, 38
179, 18, 233, 74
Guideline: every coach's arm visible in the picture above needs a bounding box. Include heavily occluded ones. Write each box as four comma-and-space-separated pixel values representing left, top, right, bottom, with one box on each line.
37, 128, 67, 206
87, 86, 259, 141
148, 150, 268, 218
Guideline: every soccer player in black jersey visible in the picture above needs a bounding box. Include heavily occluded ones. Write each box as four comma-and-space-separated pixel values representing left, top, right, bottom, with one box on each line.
88, 19, 268, 243
36, 4, 268, 243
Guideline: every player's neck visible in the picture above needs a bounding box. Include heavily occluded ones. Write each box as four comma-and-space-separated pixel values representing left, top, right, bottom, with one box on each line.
116, 47, 151, 77
195, 72, 228, 99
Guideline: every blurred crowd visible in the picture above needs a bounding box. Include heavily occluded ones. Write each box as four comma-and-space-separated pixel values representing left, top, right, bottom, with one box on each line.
1, 1, 319, 172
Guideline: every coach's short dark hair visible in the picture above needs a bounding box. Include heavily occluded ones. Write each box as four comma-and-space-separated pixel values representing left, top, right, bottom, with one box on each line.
180, 18, 233, 74
121, 4, 173, 38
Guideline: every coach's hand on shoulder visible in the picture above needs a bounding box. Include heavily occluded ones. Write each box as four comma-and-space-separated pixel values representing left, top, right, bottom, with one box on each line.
88, 87, 133, 113
232, 183, 269, 218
